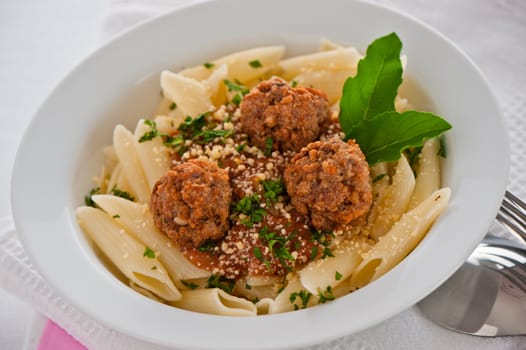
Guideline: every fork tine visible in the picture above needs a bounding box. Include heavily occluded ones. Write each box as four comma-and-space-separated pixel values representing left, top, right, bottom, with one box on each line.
496, 191, 526, 242
496, 213, 526, 241
500, 205, 526, 234
505, 190, 526, 212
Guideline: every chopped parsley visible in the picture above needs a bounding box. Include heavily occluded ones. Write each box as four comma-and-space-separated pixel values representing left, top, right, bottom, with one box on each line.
223, 79, 250, 94
138, 120, 184, 150
110, 186, 135, 201
151, 266, 157, 270
253, 247, 271, 270
317, 286, 336, 304
231, 93, 243, 106
84, 187, 100, 207
438, 135, 447, 158
264, 137, 274, 156
372, 173, 387, 183
203, 62, 215, 69
249, 59, 262, 68
178, 113, 208, 138
261, 179, 284, 204
205, 274, 235, 294
236, 142, 247, 152
245, 283, 252, 290
224, 79, 250, 106
258, 226, 295, 270
311, 230, 335, 259
181, 279, 199, 290
335, 271, 342, 281
309, 246, 318, 261
198, 240, 216, 252
289, 290, 312, 310
112, 214, 120, 219
405, 146, 423, 170
194, 129, 233, 144
232, 194, 266, 227
169, 101, 177, 110
143, 247, 156, 259
253, 246, 264, 260
291, 80, 298, 88
138, 119, 160, 142
139, 112, 234, 155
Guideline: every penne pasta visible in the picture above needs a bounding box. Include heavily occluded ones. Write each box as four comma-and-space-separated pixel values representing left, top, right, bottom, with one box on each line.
160, 70, 214, 117
367, 155, 416, 239
133, 119, 171, 190
179, 46, 285, 83
408, 138, 441, 209
278, 47, 362, 80
299, 247, 362, 295
92, 195, 211, 285
292, 69, 355, 104
254, 298, 274, 315
202, 63, 228, 106
113, 125, 151, 203
76, 206, 181, 301
350, 188, 451, 289
268, 276, 320, 314
319, 38, 344, 51
171, 289, 257, 316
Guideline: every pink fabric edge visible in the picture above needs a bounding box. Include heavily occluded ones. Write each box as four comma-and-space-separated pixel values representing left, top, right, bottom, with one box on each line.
37, 319, 86, 350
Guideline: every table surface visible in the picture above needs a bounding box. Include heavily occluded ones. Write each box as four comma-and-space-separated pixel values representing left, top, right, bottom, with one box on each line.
1, 0, 107, 348
2, 0, 525, 349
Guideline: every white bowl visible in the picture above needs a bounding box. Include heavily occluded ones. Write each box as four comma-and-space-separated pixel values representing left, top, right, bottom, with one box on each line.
11, 0, 508, 349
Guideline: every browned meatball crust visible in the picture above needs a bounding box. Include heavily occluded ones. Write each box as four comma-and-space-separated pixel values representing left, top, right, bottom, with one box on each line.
284, 138, 372, 231
239, 77, 330, 152
151, 159, 232, 247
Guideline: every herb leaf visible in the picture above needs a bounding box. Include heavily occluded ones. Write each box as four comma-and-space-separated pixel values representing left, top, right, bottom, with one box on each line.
181, 279, 198, 289
349, 111, 452, 165
249, 59, 262, 68
339, 33, 452, 165
84, 187, 100, 207
261, 179, 284, 204
339, 32, 403, 131
205, 274, 235, 294
232, 194, 266, 227
111, 186, 135, 201
143, 247, 156, 259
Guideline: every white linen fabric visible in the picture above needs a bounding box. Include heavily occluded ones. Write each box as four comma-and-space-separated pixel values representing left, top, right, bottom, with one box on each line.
1, 0, 525, 349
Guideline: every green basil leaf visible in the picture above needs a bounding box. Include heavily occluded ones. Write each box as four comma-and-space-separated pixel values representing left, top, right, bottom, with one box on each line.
348, 111, 452, 165
339, 32, 403, 133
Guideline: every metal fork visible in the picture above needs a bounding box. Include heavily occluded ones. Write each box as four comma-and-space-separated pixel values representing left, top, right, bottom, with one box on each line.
419, 190, 526, 336
496, 190, 526, 242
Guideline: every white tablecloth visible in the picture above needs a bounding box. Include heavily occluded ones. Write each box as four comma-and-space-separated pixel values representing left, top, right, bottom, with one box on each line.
1, 0, 525, 349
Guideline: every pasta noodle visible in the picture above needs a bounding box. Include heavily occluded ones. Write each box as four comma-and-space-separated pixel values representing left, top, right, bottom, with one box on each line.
160, 71, 214, 117
408, 138, 441, 209
350, 188, 450, 289
171, 289, 257, 316
299, 247, 362, 295
77, 206, 181, 301
92, 195, 210, 284
113, 125, 151, 203
78, 39, 451, 316
179, 46, 285, 83
367, 155, 416, 239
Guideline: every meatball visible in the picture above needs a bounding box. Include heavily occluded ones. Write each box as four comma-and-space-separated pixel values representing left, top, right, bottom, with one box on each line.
239, 77, 330, 152
151, 159, 232, 247
284, 138, 372, 231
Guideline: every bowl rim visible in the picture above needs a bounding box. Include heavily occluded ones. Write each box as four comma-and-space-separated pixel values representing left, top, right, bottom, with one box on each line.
11, 0, 509, 349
